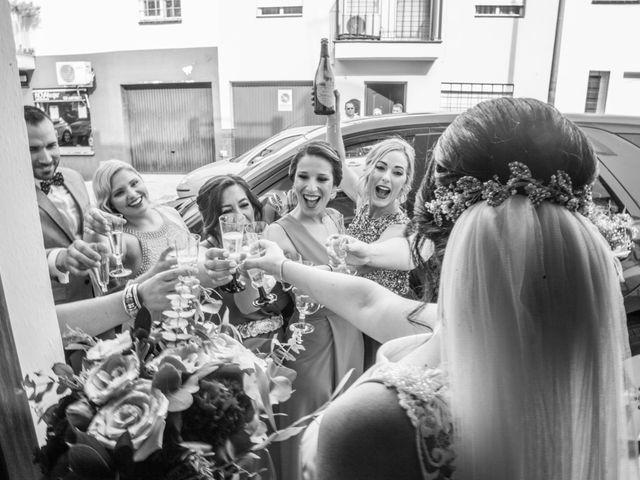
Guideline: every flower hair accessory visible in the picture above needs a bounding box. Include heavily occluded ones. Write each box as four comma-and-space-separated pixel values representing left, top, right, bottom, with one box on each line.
424, 161, 593, 227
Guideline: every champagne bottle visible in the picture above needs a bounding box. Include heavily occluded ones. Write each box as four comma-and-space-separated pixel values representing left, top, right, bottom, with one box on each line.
313, 38, 335, 115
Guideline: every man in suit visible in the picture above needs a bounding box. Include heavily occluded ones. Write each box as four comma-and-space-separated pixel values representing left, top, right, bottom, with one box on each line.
25, 106, 102, 304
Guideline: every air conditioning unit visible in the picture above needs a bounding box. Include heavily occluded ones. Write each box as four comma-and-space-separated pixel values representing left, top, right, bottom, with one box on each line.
344, 14, 381, 39
55, 61, 94, 87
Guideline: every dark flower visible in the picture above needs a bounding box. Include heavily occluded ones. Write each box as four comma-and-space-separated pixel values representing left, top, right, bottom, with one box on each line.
181, 371, 255, 452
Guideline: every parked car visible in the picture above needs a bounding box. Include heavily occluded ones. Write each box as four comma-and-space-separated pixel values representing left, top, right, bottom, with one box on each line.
53, 118, 72, 145
175, 125, 323, 198
69, 119, 92, 147
168, 111, 640, 347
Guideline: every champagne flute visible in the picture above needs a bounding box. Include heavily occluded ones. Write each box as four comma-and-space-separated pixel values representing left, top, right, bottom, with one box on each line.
108, 213, 132, 278
171, 232, 201, 318
92, 253, 110, 294
290, 286, 320, 334
326, 211, 349, 272
244, 221, 277, 307
219, 213, 246, 293
174, 232, 200, 271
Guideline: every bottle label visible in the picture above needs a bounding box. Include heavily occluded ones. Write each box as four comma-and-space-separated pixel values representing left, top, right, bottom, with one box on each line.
316, 80, 335, 108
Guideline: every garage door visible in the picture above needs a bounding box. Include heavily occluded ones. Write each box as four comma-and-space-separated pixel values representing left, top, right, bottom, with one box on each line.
232, 81, 324, 156
123, 83, 215, 173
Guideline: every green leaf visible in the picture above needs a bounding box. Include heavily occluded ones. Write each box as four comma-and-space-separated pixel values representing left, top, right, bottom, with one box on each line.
56, 382, 69, 395
33, 382, 54, 403
68, 431, 115, 479
330, 368, 355, 401
264, 425, 307, 443
253, 363, 276, 431
152, 363, 182, 394
52, 362, 75, 380
165, 388, 194, 412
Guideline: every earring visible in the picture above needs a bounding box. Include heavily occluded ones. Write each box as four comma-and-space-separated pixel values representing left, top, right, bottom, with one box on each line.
330, 191, 337, 200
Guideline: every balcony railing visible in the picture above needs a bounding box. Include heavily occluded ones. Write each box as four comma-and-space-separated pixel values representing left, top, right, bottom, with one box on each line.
336, 0, 441, 42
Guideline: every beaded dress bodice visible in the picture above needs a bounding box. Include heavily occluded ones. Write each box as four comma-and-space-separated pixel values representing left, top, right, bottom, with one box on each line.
366, 363, 455, 480
124, 209, 187, 279
347, 204, 411, 295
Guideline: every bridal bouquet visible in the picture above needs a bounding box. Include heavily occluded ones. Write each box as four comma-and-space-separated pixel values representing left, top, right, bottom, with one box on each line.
24, 309, 304, 480
589, 203, 637, 258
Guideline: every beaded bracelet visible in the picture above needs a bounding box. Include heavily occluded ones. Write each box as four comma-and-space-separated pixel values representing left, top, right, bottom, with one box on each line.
123, 283, 141, 318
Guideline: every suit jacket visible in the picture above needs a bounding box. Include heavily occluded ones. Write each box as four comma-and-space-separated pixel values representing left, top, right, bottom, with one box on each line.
37, 166, 94, 304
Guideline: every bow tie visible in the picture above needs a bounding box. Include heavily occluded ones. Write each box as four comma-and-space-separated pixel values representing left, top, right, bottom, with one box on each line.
40, 171, 65, 195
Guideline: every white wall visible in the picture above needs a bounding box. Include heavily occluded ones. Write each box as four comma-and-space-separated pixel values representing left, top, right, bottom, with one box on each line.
28, 0, 640, 128
554, 2, 640, 115
1, 0, 65, 440
30, 0, 335, 129
438, 0, 558, 100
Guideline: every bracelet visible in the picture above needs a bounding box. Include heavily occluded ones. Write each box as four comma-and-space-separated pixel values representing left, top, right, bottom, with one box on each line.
326, 263, 335, 272
123, 283, 141, 318
279, 259, 291, 282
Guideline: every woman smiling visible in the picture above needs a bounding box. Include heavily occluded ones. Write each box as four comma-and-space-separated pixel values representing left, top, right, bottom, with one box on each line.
92, 159, 191, 280
327, 92, 417, 367
266, 141, 364, 480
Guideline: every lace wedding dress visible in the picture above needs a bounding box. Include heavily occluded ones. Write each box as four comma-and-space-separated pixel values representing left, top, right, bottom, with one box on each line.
301, 334, 455, 480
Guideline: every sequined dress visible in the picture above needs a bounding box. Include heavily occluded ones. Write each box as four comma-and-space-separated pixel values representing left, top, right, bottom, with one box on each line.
347, 204, 411, 296
347, 204, 412, 368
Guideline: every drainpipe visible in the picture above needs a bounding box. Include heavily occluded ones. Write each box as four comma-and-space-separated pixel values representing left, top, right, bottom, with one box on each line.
547, 0, 566, 105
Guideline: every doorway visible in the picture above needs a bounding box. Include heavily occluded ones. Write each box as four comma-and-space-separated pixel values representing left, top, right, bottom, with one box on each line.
365, 82, 407, 115
122, 83, 215, 173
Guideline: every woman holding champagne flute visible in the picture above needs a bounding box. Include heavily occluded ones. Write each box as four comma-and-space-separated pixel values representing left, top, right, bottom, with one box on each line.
91, 160, 191, 281
326, 90, 419, 367
265, 141, 364, 480
196, 175, 291, 352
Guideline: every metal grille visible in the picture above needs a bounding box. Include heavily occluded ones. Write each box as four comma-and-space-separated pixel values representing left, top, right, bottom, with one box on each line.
166, 0, 181, 17
395, 0, 428, 40
337, 0, 440, 41
440, 82, 514, 112
584, 71, 609, 114
124, 83, 215, 174
585, 75, 602, 113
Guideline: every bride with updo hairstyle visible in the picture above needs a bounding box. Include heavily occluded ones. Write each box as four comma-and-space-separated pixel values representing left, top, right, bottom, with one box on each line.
244, 97, 638, 480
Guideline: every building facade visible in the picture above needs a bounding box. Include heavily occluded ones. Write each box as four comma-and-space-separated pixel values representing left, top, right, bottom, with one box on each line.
16, 0, 640, 176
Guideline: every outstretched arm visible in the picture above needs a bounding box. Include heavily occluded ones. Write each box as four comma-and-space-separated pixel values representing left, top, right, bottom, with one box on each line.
326, 90, 359, 202
55, 266, 192, 337
244, 240, 435, 342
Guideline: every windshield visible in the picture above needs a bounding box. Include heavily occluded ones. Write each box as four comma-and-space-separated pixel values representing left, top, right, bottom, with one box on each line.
230, 134, 305, 164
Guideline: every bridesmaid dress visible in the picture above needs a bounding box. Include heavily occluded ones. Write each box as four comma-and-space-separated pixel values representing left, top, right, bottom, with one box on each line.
274, 210, 364, 480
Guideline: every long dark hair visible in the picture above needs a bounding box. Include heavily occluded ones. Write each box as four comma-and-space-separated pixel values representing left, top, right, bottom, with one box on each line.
410, 97, 598, 303
196, 175, 263, 246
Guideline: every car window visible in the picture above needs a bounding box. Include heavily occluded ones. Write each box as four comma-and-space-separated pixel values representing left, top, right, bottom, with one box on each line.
256, 136, 303, 159
592, 176, 623, 211
231, 134, 304, 164
619, 133, 640, 149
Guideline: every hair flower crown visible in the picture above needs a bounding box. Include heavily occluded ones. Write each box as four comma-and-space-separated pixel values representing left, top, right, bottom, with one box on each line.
425, 161, 636, 254
425, 161, 593, 227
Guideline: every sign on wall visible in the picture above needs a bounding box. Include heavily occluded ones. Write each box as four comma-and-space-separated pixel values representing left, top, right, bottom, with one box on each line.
278, 89, 293, 112
33, 89, 94, 156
